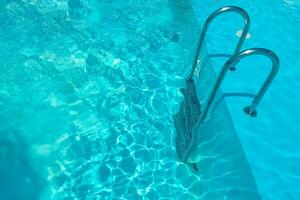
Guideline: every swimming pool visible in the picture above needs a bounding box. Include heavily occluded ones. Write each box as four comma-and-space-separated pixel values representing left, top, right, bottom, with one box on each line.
0, 0, 207, 199
192, 0, 300, 199
0, 0, 299, 199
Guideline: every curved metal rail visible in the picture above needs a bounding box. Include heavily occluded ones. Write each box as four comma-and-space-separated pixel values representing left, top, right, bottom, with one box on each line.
187, 6, 250, 80
182, 48, 279, 163
199, 48, 279, 121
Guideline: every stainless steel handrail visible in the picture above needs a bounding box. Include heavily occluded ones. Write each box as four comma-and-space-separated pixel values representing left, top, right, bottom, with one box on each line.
200, 48, 279, 121
182, 48, 279, 163
187, 6, 250, 80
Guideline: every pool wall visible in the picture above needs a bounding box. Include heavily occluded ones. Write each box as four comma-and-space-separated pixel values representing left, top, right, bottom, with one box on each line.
191, 0, 300, 199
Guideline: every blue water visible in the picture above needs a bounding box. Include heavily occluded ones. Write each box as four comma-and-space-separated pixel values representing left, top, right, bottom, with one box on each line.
192, 0, 300, 199
1, 0, 299, 199
0, 1, 205, 199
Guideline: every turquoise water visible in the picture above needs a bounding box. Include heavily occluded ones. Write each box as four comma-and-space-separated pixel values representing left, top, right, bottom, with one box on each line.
1, 0, 299, 199
0, 1, 206, 199
192, 0, 300, 199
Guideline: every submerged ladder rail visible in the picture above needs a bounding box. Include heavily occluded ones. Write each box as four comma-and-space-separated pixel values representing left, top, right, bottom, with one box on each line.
182, 48, 279, 163
187, 6, 250, 80
199, 48, 279, 122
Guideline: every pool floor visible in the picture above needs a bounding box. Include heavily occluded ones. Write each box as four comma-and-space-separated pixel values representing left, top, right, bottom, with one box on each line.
0, 0, 205, 199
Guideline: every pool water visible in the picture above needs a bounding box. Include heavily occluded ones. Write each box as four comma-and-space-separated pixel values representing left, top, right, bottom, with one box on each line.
1, 0, 299, 199
0, 0, 205, 199
192, 0, 300, 199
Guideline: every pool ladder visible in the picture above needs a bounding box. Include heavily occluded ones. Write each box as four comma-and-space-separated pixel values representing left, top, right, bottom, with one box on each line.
188, 6, 279, 119
187, 6, 251, 80
182, 6, 280, 164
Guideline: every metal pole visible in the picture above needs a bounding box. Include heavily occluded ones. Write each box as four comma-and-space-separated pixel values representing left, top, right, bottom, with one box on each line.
187, 6, 250, 80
